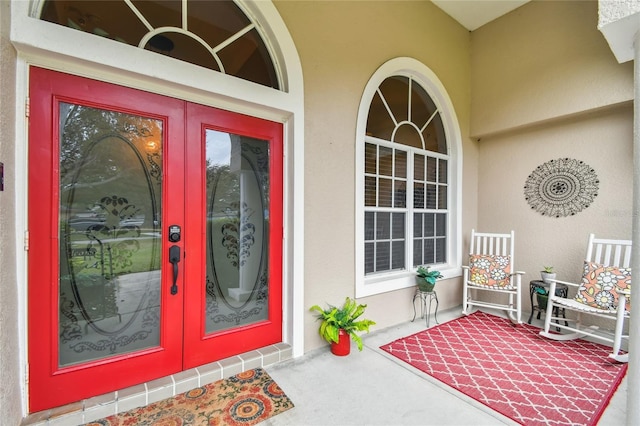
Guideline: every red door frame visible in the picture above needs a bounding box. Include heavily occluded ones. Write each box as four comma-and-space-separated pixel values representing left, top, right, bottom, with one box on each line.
27, 67, 283, 412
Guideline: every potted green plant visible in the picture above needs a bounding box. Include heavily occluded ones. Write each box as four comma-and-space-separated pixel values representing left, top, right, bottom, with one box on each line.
540, 265, 556, 284
309, 297, 376, 356
416, 266, 443, 293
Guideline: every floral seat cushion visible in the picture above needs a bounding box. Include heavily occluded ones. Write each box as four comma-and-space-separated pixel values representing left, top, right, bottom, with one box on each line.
575, 261, 631, 312
469, 254, 511, 287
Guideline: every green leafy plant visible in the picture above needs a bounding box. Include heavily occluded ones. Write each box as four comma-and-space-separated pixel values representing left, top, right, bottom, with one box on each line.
309, 297, 376, 351
416, 266, 443, 284
542, 266, 554, 273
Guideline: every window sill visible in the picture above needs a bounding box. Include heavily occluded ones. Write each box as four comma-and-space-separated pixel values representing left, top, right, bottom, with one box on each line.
357, 266, 462, 298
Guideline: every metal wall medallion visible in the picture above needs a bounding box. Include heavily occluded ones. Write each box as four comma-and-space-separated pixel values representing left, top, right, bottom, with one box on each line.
523, 158, 599, 218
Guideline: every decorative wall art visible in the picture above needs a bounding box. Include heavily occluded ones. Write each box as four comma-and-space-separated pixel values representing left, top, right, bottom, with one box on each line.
523, 158, 599, 218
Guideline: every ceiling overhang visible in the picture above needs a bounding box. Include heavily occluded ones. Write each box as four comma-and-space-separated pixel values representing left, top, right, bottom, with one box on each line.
432, 0, 531, 31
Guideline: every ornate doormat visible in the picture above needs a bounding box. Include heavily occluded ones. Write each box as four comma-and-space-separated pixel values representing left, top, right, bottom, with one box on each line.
86, 368, 294, 426
381, 312, 626, 426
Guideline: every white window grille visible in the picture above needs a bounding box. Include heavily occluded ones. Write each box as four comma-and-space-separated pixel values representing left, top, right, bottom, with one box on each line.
356, 59, 462, 297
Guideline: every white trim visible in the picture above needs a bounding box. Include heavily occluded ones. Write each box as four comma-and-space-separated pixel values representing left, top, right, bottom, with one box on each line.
355, 57, 463, 298
10, 0, 304, 414
14, 58, 30, 420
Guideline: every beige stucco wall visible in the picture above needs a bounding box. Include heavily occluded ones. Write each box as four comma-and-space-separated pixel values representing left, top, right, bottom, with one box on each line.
0, 0, 21, 422
471, 0, 634, 306
478, 106, 633, 284
471, 0, 633, 139
273, 0, 475, 351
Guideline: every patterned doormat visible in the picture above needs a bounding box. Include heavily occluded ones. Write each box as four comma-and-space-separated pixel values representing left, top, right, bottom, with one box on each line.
86, 368, 294, 426
381, 311, 627, 426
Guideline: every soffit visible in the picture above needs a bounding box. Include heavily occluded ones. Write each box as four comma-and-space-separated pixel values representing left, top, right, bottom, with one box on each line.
431, 0, 531, 31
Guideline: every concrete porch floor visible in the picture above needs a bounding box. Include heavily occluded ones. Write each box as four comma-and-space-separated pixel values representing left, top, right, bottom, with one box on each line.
261, 307, 628, 426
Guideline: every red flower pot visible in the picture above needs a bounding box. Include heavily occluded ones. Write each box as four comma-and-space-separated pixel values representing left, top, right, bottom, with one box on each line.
331, 329, 351, 356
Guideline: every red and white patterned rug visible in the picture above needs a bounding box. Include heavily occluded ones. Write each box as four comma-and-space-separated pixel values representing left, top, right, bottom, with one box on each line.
381, 311, 627, 426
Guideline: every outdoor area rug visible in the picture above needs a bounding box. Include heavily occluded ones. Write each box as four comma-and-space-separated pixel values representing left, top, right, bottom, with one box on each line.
380, 311, 627, 426
85, 368, 294, 426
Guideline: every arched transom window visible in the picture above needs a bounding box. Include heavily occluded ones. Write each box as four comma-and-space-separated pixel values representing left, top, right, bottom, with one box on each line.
364, 75, 449, 277
38, 0, 280, 89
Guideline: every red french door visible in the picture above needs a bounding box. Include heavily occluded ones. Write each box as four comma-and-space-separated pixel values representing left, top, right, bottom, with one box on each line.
28, 67, 283, 412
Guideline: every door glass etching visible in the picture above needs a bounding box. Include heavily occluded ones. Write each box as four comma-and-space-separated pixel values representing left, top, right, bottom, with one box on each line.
205, 130, 269, 333
38, 0, 280, 89
58, 102, 162, 367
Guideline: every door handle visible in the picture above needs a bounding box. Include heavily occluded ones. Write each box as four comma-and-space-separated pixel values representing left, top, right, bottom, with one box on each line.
169, 245, 180, 295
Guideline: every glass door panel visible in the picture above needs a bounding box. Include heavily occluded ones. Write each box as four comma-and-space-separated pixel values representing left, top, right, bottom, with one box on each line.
58, 103, 163, 367
28, 67, 185, 412
183, 103, 282, 368
205, 130, 270, 333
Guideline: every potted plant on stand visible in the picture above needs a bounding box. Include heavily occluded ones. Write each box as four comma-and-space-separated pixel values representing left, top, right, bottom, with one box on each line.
310, 297, 376, 356
540, 266, 556, 284
416, 266, 443, 293
535, 287, 549, 311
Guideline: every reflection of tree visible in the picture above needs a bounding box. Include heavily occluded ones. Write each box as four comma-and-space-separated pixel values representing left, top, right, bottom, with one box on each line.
59, 103, 162, 230
206, 161, 239, 208
60, 103, 162, 194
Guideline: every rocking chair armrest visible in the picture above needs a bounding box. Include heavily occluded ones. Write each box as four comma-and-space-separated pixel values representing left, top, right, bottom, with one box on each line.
461, 265, 470, 270
512, 270, 525, 276
545, 278, 580, 289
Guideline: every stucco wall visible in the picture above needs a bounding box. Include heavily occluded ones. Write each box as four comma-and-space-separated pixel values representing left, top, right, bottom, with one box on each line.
471, 0, 633, 138
478, 106, 633, 285
273, 0, 475, 351
471, 0, 634, 309
0, 0, 21, 422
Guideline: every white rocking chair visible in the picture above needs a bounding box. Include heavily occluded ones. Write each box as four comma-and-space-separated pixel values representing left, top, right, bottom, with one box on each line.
462, 230, 524, 324
539, 234, 632, 362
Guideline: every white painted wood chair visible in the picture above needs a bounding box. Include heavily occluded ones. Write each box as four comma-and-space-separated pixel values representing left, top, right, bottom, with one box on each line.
462, 230, 524, 324
540, 234, 632, 362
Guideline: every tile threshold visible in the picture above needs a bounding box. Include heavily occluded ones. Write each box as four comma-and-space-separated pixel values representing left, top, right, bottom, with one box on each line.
22, 343, 293, 426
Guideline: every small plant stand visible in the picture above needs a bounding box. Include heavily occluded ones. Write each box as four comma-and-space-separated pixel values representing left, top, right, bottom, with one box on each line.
412, 289, 439, 327
527, 279, 569, 326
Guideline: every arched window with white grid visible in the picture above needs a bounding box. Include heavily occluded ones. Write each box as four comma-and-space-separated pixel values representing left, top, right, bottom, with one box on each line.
356, 58, 462, 297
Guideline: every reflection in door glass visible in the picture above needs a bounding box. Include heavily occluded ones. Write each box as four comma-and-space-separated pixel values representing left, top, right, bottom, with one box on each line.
205, 130, 270, 333
58, 103, 162, 367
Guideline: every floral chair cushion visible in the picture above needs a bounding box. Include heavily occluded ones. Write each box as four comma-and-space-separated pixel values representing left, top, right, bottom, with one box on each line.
575, 261, 631, 312
469, 254, 512, 287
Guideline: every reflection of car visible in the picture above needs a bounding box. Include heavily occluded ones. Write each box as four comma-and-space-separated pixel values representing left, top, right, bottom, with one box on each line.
68, 212, 146, 233
68, 213, 106, 231
119, 216, 144, 228
119, 216, 145, 236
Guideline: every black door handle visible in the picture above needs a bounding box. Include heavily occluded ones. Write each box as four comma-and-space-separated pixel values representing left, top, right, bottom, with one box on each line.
169, 245, 180, 295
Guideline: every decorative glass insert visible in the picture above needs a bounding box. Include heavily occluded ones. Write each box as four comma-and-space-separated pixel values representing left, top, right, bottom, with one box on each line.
205, 130, 271, 333
38, 0, 280, 89
58, 102, 162, 367
364, 75, 448, 276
